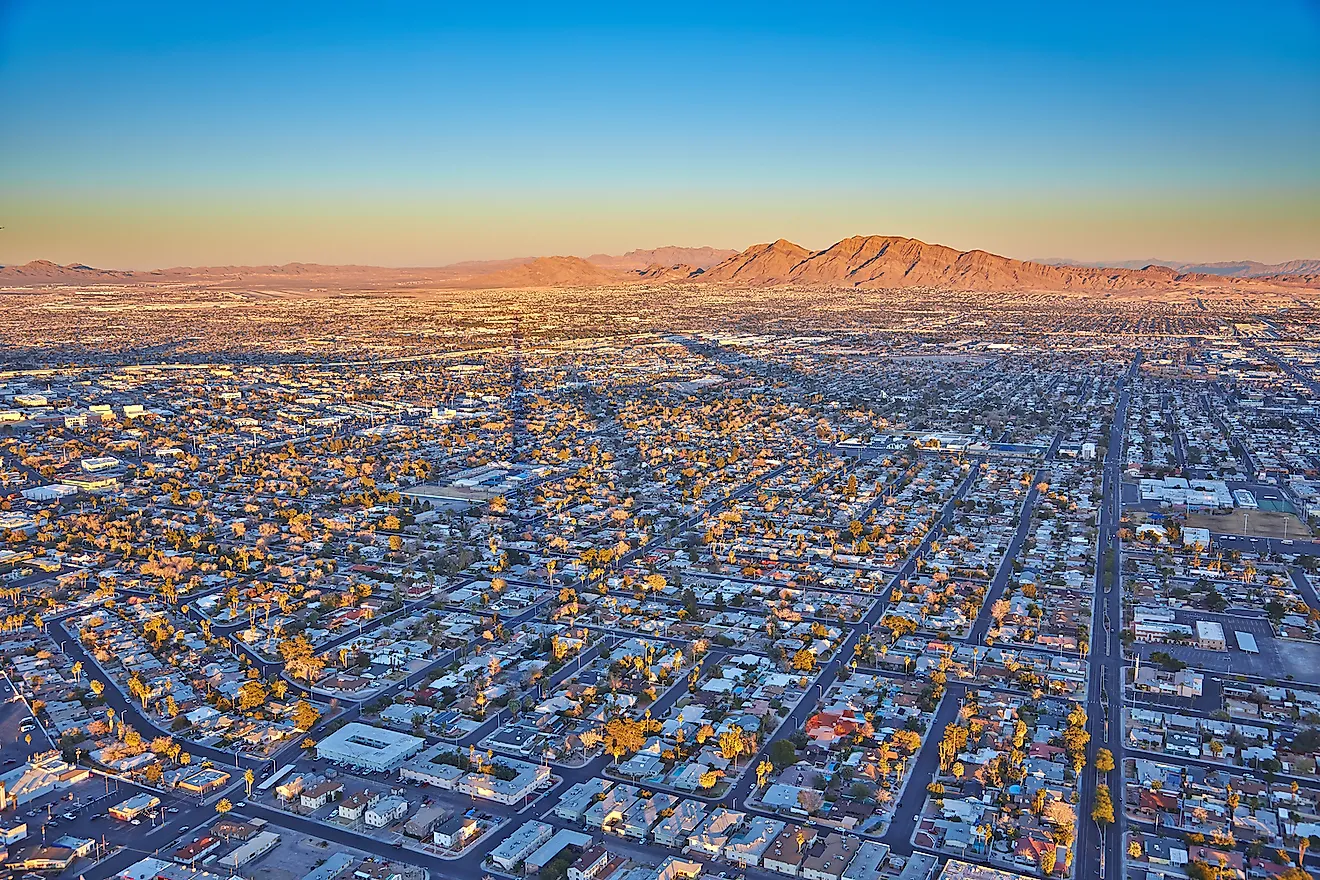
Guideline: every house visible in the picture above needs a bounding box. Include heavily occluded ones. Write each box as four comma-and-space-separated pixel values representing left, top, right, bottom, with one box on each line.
687, 808, 745, 857
403, 806, 448, 840
723, 816, 786, 868
487, 820, 553, 872
339, 789, 380, 822
433, 816, 479, 850
568, 842, 614, 880
585, 785, 639, 830
300, 780, 345, 810
525, 830, 593, 876
841, 841, 890, 880
652, 800, 708, 848
801, 833, 860, 880
618, 793, 675, 841
555, 778, 613, 822
764, 826, 817, 876
364, 795, 408, 828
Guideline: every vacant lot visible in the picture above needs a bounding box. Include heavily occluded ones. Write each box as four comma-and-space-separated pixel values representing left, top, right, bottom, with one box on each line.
1186, 509, 1311, 539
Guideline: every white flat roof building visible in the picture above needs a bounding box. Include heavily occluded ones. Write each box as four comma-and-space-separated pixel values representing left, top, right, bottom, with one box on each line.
1196, 620, 1227, 651
314, 722, 424, 772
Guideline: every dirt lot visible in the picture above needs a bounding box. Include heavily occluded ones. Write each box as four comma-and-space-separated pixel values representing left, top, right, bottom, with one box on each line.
1185, 509, 1311, 539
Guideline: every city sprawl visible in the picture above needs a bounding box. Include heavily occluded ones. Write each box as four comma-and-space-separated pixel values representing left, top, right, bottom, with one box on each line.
3, 281, 1320, 880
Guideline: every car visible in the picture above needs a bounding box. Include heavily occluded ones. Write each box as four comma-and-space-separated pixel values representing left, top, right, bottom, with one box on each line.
235, 801, 247, 808
130, 819, 141, 826
19, 722, 35, 732
3, 759, 16, 766
61, 812, 76, 820
167, 807, 180, 814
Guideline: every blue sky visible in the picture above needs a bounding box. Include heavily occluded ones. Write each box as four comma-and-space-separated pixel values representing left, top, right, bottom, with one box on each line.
2, 1, 1317, 267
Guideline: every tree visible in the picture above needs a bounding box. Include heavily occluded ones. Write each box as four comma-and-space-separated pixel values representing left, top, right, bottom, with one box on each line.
215, 798, 233, 815
1091, 784, 1115, 825
797, 788, 824, 814
719, 728, 747, 762
237, 680, 268, 714
603, 717, 645, 765
1095, 747, 1115, 773
89, 679, 104, 699
292, 700, 321, 731
791, 649, 816, 673
756, 758, 774, 788
769, 739, 797, 769
244, 768, 255, 796
1040, 845, 1058, 876
278, 634, 325, 682
144, 763, 163, 784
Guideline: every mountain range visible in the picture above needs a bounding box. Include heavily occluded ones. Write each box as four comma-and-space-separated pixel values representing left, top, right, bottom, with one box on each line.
3, 238, 1317, 293
1040, 257, 1320, 278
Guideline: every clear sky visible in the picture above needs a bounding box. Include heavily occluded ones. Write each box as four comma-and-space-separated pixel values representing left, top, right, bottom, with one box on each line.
2, 1, 1318, 268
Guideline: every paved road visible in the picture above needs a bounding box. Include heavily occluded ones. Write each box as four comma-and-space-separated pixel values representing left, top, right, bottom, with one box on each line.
965, 430, 1063, 644
1076, 357, 1137, 880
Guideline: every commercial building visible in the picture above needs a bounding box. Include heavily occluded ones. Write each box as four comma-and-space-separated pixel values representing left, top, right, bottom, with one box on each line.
109, 793, 161, 821
116, 857, 228, 880
5, 845, 77, 873
1196, 620, 1227, 651
315, 723, 425, 772
217, 830, 280, 869
20, 485, 77, 502
176, 767, 231, 796
939, 860, 1036, 880
299, 852, 356, 880
171, 836, 223, 865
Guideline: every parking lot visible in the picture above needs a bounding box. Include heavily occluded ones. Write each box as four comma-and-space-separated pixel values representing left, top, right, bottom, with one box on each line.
1131, 610, 1320, 682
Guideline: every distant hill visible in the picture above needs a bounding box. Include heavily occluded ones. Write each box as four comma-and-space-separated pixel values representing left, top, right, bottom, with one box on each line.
585, 246, 737, 271
1042, 256, 1320, 278
700, 235, 1202, 291
453, 255, 628, 288
0, 259, 136, 284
